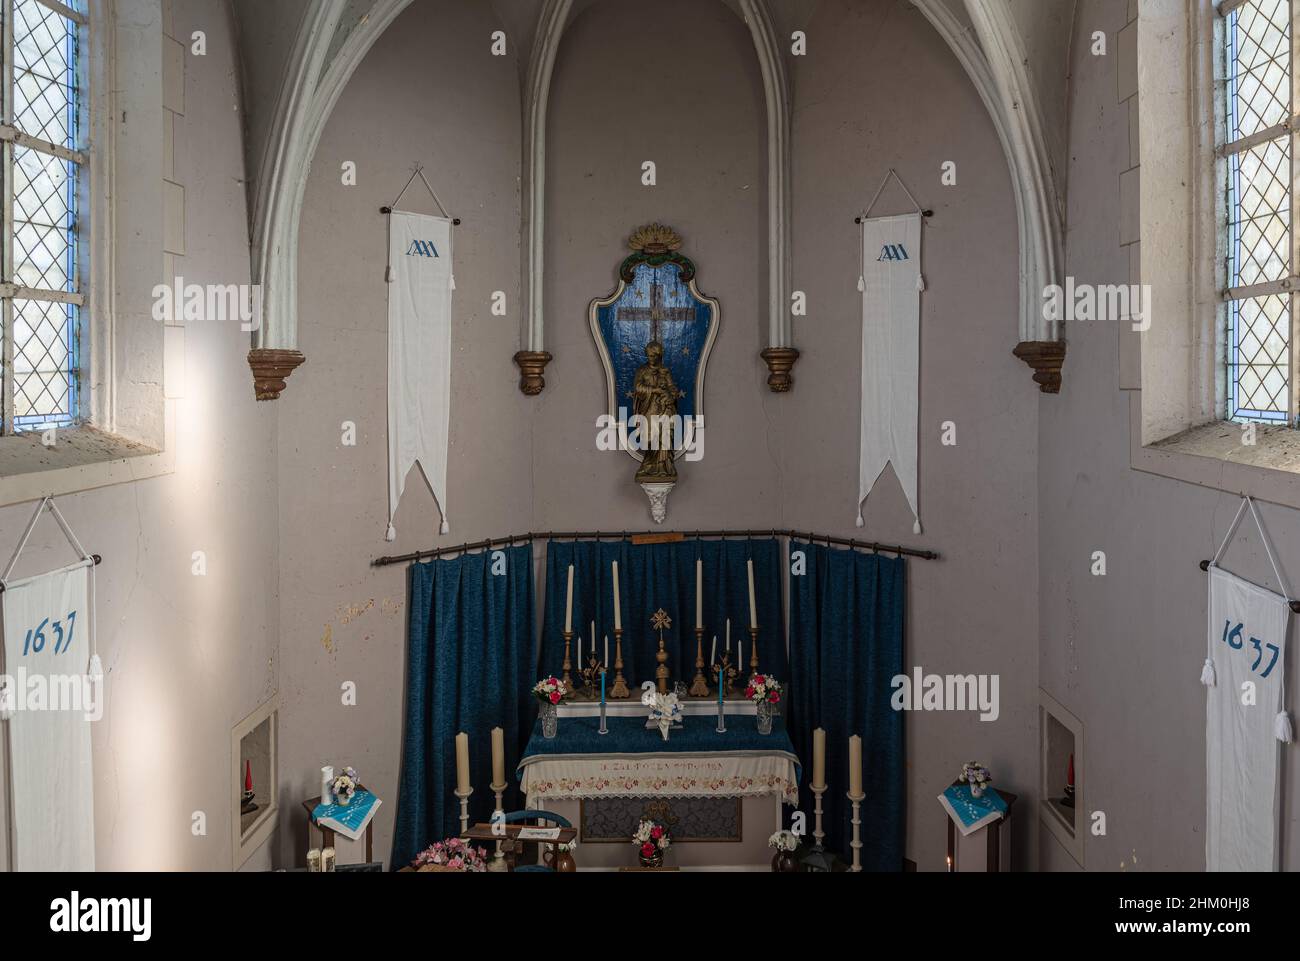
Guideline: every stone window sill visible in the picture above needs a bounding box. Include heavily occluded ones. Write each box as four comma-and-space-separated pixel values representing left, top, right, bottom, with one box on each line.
0, 407, 175, 508
1130, 394, 1300, 509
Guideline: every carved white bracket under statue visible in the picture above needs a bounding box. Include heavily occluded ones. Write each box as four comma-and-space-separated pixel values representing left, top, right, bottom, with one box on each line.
641, 483, 675, 525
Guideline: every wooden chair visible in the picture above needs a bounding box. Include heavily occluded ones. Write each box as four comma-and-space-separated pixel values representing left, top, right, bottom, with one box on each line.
502, 809, 573, 872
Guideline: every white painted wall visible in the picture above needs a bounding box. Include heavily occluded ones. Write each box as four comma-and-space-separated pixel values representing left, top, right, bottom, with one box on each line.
0, 0, 280, 870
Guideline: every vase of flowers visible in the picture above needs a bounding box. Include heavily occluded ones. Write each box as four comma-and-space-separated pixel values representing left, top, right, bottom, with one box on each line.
747, 674, 782, 735
633, 817, 671, 868
961, 761, 992, 798
533, 676, 568, 739
410, 837, 489, 872
330, 766, 359, 806
768, 829, 799, 872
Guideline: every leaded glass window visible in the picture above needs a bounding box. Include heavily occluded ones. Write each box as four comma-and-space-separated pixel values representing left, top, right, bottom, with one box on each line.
1222, 0, 1296, 423
0, 0, 86, 435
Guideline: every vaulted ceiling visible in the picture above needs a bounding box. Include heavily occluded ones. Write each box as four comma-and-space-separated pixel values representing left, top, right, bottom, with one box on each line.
229, 0, 1080, 399
232, 0, 1076, 242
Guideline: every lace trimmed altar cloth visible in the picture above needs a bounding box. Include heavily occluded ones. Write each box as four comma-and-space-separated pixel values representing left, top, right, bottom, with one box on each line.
517, 715, 800, 805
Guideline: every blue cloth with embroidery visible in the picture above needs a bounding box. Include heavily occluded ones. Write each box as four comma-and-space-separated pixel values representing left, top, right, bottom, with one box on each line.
939, 783, 1007, 835
311, 789, 380, 838
517, 714, 800, 785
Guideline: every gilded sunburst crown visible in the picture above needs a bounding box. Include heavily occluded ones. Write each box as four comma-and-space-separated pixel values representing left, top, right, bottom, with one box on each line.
628, 224, 682, 256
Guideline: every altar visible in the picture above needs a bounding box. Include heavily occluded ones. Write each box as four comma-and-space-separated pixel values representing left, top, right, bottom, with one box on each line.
518, 713, 800, 870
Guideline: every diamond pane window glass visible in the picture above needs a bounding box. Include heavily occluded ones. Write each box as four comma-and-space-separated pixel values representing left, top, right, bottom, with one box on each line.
0, 0, 84, 435
1228, 137, 1291, 287
1223, 0, 1297, 424
1230, 294, 1292, 421
1229, 0, 1292, 140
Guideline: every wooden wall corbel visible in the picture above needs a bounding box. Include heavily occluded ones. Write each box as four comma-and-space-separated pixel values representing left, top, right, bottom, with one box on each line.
760, 347, 800, 392
514, 350, 553, 396
248, 349, 306, 401
1012, 341, 1065, 394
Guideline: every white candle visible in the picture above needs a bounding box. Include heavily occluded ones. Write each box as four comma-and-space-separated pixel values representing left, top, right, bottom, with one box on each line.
726, 618, 731, 652
812, 728, 826, 789
747, 559, 757, 629
849, 734, 863, 796
564, 564, 574, 634
710, 635, 717, 665
591, 621, 596, 653
605, 635, 609, 667
491, 727, 505, 786
695, 558, 703, 629
612, 561, 622, 630
737, 638, 743, 672
455, 732, 471, 795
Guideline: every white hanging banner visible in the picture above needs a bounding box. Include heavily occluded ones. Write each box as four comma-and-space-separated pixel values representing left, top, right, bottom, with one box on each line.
857, 210, 922, 533
386, 210, 454, 541
2, 562, 96, 871
1202, 496, 1293, 872
1205, 566, 1287, 871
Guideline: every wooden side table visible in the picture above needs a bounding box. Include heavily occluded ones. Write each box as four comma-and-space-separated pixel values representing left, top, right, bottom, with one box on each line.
303, 791, 374, 865
944, 786, 1017, 872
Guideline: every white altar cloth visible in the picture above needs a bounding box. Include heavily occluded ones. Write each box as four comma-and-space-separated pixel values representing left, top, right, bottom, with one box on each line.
520, 751, 800, 805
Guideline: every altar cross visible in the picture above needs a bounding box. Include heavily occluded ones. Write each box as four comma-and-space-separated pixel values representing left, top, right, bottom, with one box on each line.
618, 279, 695, 343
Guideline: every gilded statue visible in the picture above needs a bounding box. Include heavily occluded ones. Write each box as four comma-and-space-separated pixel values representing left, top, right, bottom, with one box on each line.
632, 339, 683, 483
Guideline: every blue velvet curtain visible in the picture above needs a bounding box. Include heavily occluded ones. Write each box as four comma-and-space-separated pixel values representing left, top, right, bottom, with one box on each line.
788, 541, 905, 871
539, 538, 787, 691
391, 545, 534, 870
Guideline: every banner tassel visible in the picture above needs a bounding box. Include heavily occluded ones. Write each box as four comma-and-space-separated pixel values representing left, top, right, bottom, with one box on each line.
385, 523, 397, 543
1276, 710, 1294, 743
440, 519, 450, 535
913, 519, 922, 534
0, 679, 13, 721
1200, 658, 1216, 687
449, 274, 456, 291
857, 276, 865, 292
916, 274, 926, 292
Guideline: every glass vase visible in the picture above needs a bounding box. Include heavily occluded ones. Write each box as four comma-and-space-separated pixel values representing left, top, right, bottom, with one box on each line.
756, 699, 775, 735
542, 701, 559, 739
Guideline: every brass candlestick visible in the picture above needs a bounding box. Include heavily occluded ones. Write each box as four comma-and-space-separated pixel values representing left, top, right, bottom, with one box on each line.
611, 628, 630, 698
651, 609, 672, 694
748, 626, 759, 678
689, 626, 710, 697
711, 654, 738, 698
562, 629, 575, 690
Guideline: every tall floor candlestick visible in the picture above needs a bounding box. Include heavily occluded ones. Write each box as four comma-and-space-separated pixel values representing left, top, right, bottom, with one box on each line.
848, 790, 865, 872
689, 627, 710, 697
455, 787, 474, 837
561, 629, 575, 690
748, 626, 760, 678
611, 628, 630, 698
491, 781, 507, 857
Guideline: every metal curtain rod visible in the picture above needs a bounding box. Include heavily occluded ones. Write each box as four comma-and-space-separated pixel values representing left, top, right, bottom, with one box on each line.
372, 529, 940, 568
1199, 558, 1300, 613
855, 210, 933, 223
0, 553, 102, 594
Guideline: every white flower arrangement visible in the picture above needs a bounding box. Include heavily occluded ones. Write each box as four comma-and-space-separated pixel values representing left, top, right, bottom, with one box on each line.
331, 766, 359, 805
768, 829, 799, 853
960, 761, 992, 792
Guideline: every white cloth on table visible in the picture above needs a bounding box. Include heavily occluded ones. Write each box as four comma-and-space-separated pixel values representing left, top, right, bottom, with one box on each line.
519, 750, 800, 806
